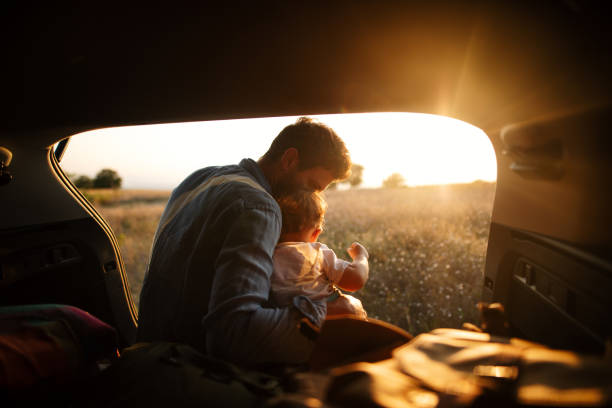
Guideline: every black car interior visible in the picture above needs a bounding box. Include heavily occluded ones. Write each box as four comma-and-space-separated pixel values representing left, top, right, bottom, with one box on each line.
1, 1, 611, 400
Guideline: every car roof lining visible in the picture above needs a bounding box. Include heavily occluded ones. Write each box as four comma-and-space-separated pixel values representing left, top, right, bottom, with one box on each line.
3, 1, 611, 146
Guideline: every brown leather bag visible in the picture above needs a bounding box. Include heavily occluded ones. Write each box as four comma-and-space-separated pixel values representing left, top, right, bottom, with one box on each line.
323, 328, 612, 407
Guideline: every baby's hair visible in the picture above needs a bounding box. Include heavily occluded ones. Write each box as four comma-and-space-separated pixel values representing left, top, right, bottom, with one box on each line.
277, 190, 327, 235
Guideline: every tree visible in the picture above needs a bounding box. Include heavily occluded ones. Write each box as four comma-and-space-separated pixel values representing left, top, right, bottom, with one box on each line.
73, 175, 93, 189
93, 168, 122, 189
382, 173, 405, 189
347, 164, 364, 187
328, 163, 364, 190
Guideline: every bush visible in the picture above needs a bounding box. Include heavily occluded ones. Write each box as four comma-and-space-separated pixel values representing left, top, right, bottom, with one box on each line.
93, 168, 122, 189
382, 173, 405, 188
73, 175, 93, 189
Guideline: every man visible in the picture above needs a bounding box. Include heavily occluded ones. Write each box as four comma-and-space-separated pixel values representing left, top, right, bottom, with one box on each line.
137, 117, 366, 365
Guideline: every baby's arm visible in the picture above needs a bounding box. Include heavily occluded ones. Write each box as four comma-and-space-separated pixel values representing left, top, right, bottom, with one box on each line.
336, 242, 369, 292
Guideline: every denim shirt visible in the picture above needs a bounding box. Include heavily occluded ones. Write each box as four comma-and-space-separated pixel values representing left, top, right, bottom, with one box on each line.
137, 159, 326, 365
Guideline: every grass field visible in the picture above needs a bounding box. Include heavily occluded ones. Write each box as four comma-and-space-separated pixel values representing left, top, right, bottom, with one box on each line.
91, 181, 495, 336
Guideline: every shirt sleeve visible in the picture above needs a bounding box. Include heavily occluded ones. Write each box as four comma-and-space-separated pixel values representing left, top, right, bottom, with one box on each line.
320, 243, 350, 284
203, 199, 327, 365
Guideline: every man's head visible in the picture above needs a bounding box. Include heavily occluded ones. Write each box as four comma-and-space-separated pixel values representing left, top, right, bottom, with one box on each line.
259, 117, 351, 197
277, 190, 327, 243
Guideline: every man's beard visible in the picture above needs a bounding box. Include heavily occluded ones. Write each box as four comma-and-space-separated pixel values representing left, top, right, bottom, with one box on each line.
270, 170, 300, 199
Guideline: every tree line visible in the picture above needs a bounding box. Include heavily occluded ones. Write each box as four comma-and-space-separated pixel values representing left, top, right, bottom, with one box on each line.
68, 165, 406, 190
332, 164, 407, 189
70, 168, 122, 189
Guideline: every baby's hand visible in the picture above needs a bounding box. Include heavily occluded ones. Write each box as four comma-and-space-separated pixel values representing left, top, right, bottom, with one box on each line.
347, 242, 368, 260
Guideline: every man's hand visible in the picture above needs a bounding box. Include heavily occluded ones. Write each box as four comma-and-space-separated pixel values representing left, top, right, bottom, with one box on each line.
327, 293, 367, 319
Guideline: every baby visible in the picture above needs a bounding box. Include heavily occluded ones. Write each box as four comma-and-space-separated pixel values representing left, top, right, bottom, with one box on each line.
271, 190, 369, 318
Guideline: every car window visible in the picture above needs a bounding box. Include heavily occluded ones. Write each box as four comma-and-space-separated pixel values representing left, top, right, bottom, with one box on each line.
59, 113, 496, 336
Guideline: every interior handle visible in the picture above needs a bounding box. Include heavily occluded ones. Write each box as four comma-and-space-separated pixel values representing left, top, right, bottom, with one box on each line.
507, 160, 563, 179
501, 125, 564, 180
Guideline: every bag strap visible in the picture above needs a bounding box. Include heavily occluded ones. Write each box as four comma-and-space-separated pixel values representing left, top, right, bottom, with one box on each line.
158, 343, 282, 397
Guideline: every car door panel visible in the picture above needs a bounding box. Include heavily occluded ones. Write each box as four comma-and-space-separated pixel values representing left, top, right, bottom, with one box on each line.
484, 107, 612, 353
0, 139, 137, 347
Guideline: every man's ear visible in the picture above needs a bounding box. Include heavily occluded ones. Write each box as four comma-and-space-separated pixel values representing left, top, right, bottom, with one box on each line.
280, 148, 299, 171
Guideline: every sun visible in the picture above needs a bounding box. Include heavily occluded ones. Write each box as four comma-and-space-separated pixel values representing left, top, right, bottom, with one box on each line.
312, 112, 497, 188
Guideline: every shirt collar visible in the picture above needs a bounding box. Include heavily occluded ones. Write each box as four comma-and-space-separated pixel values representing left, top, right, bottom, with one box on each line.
239, 158, 273, 194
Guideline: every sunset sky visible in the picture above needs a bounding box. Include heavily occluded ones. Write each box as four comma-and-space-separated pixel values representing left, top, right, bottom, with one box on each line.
60, 112, 497, 190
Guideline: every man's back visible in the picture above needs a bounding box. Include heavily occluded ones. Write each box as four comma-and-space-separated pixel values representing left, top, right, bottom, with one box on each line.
138, 159, 282, 355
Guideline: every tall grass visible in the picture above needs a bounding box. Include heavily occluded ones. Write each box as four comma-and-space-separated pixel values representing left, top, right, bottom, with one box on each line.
93, 182, 495, 335
97, 203, 167, 302
323, 183, 494, 334
82, 189, 171, 206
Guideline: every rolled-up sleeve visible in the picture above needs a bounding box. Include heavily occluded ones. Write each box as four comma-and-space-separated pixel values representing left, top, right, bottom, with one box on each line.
203, 199, 326, 364
320, 243, 350, 284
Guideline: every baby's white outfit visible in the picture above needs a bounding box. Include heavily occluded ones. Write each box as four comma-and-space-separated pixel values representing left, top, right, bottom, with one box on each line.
271, 242, 350, 307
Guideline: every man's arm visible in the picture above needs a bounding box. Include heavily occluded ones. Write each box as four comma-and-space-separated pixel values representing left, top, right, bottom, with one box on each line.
203, 201, 326, 365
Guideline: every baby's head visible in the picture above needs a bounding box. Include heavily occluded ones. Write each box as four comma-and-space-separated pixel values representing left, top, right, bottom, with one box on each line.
277, 190, 327, 243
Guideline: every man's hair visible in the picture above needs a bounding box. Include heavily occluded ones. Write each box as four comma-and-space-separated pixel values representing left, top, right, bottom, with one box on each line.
261, 117, 351, 180
277, 190, 327, 235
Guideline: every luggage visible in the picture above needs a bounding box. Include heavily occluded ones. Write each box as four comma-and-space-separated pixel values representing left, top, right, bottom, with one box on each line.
270, 315, 612, 407
308, 315, 413, 370
0, 304, 119, 403
322, 328, 612, 407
